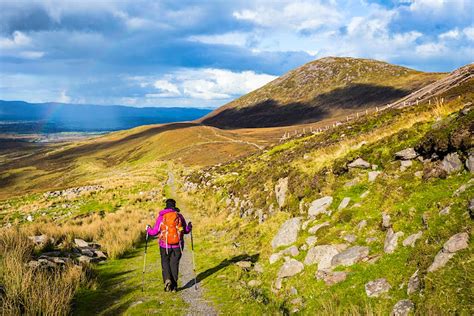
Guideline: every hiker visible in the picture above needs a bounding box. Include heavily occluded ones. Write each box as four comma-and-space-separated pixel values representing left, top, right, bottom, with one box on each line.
146, 199, 192, 292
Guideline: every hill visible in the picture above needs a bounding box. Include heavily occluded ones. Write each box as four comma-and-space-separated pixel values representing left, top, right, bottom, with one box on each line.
201, 57, 445, 128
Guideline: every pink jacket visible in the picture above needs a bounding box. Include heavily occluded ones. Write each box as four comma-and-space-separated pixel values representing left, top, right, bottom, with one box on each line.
147, 208, 191, 249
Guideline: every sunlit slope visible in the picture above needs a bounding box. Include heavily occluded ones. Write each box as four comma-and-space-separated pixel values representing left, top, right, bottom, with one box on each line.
201, 57, 445, 128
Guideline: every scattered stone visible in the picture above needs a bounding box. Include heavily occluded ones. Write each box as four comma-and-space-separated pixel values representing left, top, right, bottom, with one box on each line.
423, 161, 447, 180
289, 287, 298, 296
277, 259, 304, 278
422, 212, 429, 228
300, 244, 308, 251
331, 246, 369, 267
400, 160, 413, 171
391, 300, 415, 316
26, 215, 33, 222
348, 158, 371, 169
427, 251, 455, 272
274, 278, 283, 290
28, 235, 50, 246
384, 228, 404, 253
308, 221, 330, 234
372, 164, 378, 170
77, 255, 93, 264
368, 171, 381, 182
357, 220, 367, 230
74, 239, 89, 248
248, 280, 262, 287
269, 253, 282, 264
94, 250, 107, 259
338, 197, 351, 210
275, 177, 289, 208
395, 148, 418, 160
402, 231, 422, 247
366, 237, 377, 243
304, 245, 345, 270
360, 190, 370, 198
365, 278, 391, 297
281, 245, 300, 257
469, 199, 474, 218
80, 248, 95, 257
466, 151, 474, 173
441, 153, 463, 174
439, 206, 450, 216
308, 196, 333, 217
353, 203, 362, 208
271, 217, 302, 249
27, 260, 41, 269
306, 236, 318, 247
414, 171, 423, 178
428, 232, 469, 272
407, 270, 420, 295
382, 212, 391, 229
342, 234, 356, 243
344, 178, 360, 187
316, 270, 348, 285
130, 301, 144, 308
301, 219, 312, 230
254, 263, 264, 274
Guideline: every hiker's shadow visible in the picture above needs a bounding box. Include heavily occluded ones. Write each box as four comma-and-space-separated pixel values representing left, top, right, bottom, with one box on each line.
180, 253, 259, 291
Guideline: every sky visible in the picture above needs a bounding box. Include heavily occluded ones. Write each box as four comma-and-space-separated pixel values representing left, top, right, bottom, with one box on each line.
0, 0, 473, 109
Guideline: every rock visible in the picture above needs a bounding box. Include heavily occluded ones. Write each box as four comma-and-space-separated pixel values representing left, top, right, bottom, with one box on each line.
372, 164, 378, 170
414, 171, 423, 178
308, 196, 333, 217
331, 246, 369, 267
300, 244, 308, 251
316, 270, 348, 285
360, 190, 370, 198
368, 171, 381, 182
382, 212, 391, 229
395, 148, 418, 160
423, 161, 447, 179
271, 217, 302, 249
365, 278, 391, 297
402, 231, 422, 247
289, 287, 298, 295
277, 259, 304, 278
384, 228, 404, 253
275, 177, 289, 208
344, 178, 359, 187
94, 250, 107, 259
469, 199, 474, 218
301, 219, 312, 230
342, 234, 356, 243
281, 245, 300, 257
428, 251, 455, 272
80, 248, 95, 257
27, 260, 41, 269
357, 220, 367, 230
348, 158, 371, 169
74, 238, 89, 248
26, 215, 33, 222
439, 206, 450, 215
407, 270, 420, 295
400, 160, 413, 171
391, 300, 415, 316
366, 237, 377, 243
306, 236, 318, 247
338, 197, 351, 210
466, 151, 474, 173
254, 263, 264, 274
304, 245, 345, 270
308, 221, 330, 234
28, 235, 49, 246
77, 255, 93, 264
269, 253, 282, 264
443, 232, 469, 253
441, 153, 463, 174
248, 280, 262, 287
236, 261, 252, 269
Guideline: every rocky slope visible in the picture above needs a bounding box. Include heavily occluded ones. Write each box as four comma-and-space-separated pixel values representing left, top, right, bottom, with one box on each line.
201, 57, 444, 128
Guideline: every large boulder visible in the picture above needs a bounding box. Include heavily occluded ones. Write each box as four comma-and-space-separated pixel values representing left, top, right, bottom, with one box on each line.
391, 300, 415, 316
275, 177, 289, 208
348, 158, 371, 169
304, 245, 345, 270
331, 246, 369, 267
316, 270, 348, 286
384, 228, 404, 253
395, 148, 418, 160
271, 217, 302, 249
428, 232, 469, 272
308, 196, 333, 217
277, 259, 304, 278
441, 153, 463, 174
365, 278, 391, 297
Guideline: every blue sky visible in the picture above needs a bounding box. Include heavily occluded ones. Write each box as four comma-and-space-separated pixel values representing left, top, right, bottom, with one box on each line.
0, 0, 472, 108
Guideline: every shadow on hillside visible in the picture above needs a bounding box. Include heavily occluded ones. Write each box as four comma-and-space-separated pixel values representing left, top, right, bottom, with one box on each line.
179, 253, 260, 291
202, 83, 409, 128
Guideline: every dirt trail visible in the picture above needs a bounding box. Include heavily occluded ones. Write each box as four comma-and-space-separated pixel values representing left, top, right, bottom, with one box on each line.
167, 171, 218, 316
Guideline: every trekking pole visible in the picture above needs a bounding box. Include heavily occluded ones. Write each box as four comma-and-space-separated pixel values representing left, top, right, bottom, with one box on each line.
190, 230, 197, 290
142, 231, 149, 292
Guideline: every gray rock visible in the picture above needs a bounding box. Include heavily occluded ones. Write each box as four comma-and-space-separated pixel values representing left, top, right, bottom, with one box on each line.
466, 152, 474, 173
348, 158, 371, 169
274, 278, 283, 290
77, 255, 93, 264
402, 231, 422, 247
271, 217, 302, 249
308, 221, 330, 234
382, 212, 391, 229
384, 228, 404, 253
331, 246, 369, 267
427, 251, 454, 272
301, 219, 312, 230
407, 270, 420, 295
275, 177, 289, 208
277, 259, 304, 278
27, 260, 41, 269
300, 244, 308, 251
80, 248, 95, 257
248, 280, 262, 287
236, 261, 252, 269
395, 148, 418, 160
441, 153, 463, 174
342, 234, 356, 243
289, 287, 298, 295
26, 215, 33, 222
365, 278, 391, 297
360, 190, 370, 198
443, 232, 469, 253
414, 171, 423, 178
269, 253, 282, 264
400, 160, 412, 171
304, 245, 345, 270
281, 245, 300, 257
338, 197, 351, 210
439, 206, 450, 215
366, 237, 377, 243
391, 300, 415, 316
74, 238, 89, 248
368, 171, 381, 182
308, 196, 333, 217
357, 220, 367, 230
344, 178, 359, 187
254, 263, 264, 274
306, 236, 318, 247
28, 235, 49, 246
316, 270, 348, 285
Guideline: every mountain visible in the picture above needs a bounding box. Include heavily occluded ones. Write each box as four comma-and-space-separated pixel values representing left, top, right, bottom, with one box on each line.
201, 57, 445, 128
0, 100, 211, 133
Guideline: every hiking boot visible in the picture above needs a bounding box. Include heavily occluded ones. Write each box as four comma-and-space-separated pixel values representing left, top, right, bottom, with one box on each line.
164, 279, 172, 292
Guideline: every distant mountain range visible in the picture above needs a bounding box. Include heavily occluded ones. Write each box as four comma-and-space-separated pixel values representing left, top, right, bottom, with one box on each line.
0, 100, 211, 134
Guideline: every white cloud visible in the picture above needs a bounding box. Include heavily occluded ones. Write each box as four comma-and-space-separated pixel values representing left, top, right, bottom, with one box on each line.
439, 28, 461, 40
152, 80, 181, 97
463, 26, 474, 41
0, 31, 31, 49
187, 32, 250, 47
18, 51, 45, 59
58, 90, 71, 103
415, 42, 447, 57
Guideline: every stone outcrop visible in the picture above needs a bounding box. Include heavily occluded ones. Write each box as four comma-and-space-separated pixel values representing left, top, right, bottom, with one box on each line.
391, 300, 414, 316
338, 197, 351, 210
331, 246, 369, 267
395, 148, 418, 160
308, 196, 333, 217
428, 232, 469, 272
275, 177, 289, 208
316, 270, 348, 285
365, 278, 391, 297
384, 228, 404, 253
277, 259, 304, 278
271, 217, 302, 249
368, 171, 381, 182
304, 244, 346, 270
407, 270, 420, 295
402, 231, 422, 247
308, 221, 330, 234
441, 153, 463, 174
348, 158, 371, 169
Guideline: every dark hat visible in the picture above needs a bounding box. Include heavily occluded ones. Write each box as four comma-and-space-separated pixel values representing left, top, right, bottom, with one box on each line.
165, 198, 176, 209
